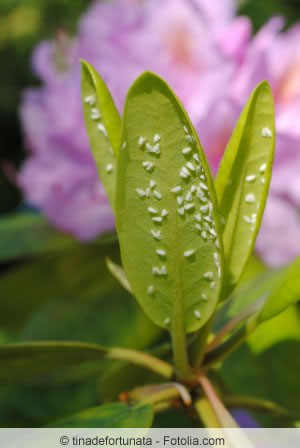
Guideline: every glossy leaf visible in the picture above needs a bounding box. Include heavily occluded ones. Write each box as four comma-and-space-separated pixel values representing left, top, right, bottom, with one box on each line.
81, 60, 121, 208
215, 81, 275, 293
0, 212, 78, 261
116, 72, 223, 333
49, 402, 153, 428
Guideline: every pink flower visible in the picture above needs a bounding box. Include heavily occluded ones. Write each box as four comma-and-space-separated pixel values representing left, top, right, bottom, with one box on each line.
19, 0, 300, 267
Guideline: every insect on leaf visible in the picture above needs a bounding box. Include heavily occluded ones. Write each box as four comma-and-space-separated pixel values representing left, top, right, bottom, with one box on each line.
215, 81, 275, 294
116, 72, 223, 333
81, 60, 121, 208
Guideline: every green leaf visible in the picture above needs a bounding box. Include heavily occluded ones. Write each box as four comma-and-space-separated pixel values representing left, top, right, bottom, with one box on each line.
106, 257, 132, 293
49, 402, 153, 428
116, 72, 223, 333
0, 341, 172, 384
0, 212, 78, 261
215, 81, 275, 293
258, 257, 300, 322
81, 60, 121, 208
0, 341, 107, 383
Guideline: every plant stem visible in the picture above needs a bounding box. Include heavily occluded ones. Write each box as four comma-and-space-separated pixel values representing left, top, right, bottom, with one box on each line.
195, 397, 222, 428
189, 316, 214, 367
129, 383, 191, 406
203, 318, 257, 367
198, 374, 239, 428
224, 394, 292, 420
171, 303, 191, 380
108, 347, 174, 379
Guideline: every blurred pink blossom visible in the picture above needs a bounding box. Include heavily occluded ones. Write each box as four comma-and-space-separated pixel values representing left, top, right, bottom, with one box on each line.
19, 0, 300, 266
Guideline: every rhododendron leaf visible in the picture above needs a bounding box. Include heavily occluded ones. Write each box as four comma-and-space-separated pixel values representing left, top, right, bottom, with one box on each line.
0, 341, 107, 383
216, 81, 275, 294
49, 402, 153, 428
106, 257, 132, 293
0, 341, 171, 383
258, 257, 300, 323
81, 61, 121, 208
116, 72, 223, 333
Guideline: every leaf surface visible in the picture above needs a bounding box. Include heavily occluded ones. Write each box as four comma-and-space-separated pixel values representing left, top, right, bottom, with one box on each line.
215, 82, 275, 293
81, 60, 121, 208
116, 72, 223, 332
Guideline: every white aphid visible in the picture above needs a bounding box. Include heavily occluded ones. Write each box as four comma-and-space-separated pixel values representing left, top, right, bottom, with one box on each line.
204, 272, 213, 280
145, 188, 151, 197
210, 281, 216, 289
148, 206, 158, 214
171, 186, 182, 193
200, 204, 209, 213
91, 108, 101, 120
186, 135, 193, 143
193, 153, 200, 162
138, 136, 146, 146
187, 162, 196, 172
153, 190, 162, 199
156, 249, 166, 257
199, 196, 207, 203
195, 223, 202, 231
161, 209, 168, 217
145, 162, 154, 172
215, 239, 220, 249
182, 147, 192, 155
261, 178, 265, 184
194, 309, 201, 319
152, 143, 160, 154
200, 174, 206, 180
84, 95, 96, 106
196, 187, 205, 198
261, 127, 272, 138
184, 250, 195, 257
195, 214, 202, 223
177, 196, 184, 205
136, 188, 146, 198
243, 215, 252, 224
153, 134, 161, 143
184, 203, 195, 210
122, 142, 127, 150
97, 123, 108, 137
201, 293, 208, 301
152, 266, 167, 276
105, 163, 113, 173
245, 174, 256, 183
149, 180, 156, 188
178, 207, 185, 216
213, 252, 219, 260
147, 285, 155, 295
191, 185, 197, 193
186, 191, 193, 201
210, 228, 217, 237
245, 193, 256, 204
201, 231, 207, 240
152, 216, 163, 223
260, 163, 267, 173
204, 216, 212, 223
199, 182, 208, 191
183, 125, 189, 134
151, 229, 161, 240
